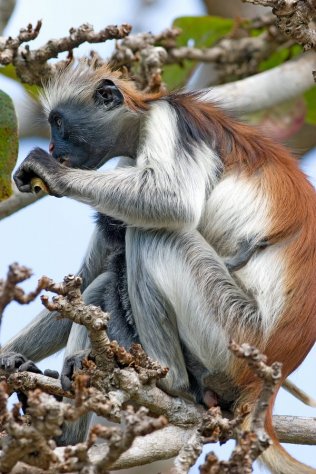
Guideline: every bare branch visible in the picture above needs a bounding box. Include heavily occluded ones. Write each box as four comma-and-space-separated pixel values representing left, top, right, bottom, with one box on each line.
0, 22, 131, 84
170, 430, 204, 474
0, 380, 167, 474
243, 0, 316, 50
0, 264, 50, 324
0, 190, 43, 221
8, 415, 314, 473
210, 51, 316, 113
0, 21, 41, 64
229, 341, 282, 458
274, 415, 316, 445
2, 274, 315, 473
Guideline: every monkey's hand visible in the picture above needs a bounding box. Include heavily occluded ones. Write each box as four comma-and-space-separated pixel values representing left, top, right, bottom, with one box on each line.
13, 147, 65, 197
0, 350, 59, 378
0, 351, 28, 373
61, 349, 93, 392
0, 351, 60, 412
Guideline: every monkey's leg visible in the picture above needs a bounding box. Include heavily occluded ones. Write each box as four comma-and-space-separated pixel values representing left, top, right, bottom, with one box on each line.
127, 228, 257, 401
126, 230, 191, 397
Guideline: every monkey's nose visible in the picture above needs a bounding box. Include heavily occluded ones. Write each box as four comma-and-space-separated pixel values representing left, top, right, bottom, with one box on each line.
49, 142, 55, 153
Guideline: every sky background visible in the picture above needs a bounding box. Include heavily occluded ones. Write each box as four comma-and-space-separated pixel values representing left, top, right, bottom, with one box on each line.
0, 1, 315, 472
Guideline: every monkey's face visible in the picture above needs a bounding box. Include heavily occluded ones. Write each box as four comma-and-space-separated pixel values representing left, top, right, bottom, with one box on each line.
47, 79, 126, 170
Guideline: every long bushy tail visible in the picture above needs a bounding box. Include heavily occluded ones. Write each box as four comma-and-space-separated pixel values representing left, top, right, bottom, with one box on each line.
261, 396, 316, 474
239, 388, 316, 474
261, 443, 315, 474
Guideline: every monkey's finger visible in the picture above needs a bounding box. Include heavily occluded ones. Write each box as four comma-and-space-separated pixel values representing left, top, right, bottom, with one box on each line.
17, 391, 28, 414
18, 360, 43, 374
60, 359, 76, 391
60, 352, 88, 391
18, 183, 32, 193
0, 352, 27, 372
13, 172, 32, 193
60, 374, 73, 392
44, 369, 59, 379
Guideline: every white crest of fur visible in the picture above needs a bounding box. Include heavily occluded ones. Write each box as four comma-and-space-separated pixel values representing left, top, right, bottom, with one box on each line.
40, 62, 98, 115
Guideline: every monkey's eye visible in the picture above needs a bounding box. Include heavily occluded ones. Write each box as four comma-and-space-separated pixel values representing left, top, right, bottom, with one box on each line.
55, 116, 63, 128
94, 79, 124, 109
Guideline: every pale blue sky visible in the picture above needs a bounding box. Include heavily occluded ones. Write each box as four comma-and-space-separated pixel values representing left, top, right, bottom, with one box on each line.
0, 1, 315, 471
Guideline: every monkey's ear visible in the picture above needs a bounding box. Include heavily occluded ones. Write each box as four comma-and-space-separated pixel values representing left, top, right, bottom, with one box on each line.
94, 79, 124, 109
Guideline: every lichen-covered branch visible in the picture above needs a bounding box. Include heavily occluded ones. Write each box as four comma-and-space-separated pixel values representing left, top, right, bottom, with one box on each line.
0, 13, 310, 89
194, 342, 282, 474
7, 370, 316, 446
113, 21, 287, 81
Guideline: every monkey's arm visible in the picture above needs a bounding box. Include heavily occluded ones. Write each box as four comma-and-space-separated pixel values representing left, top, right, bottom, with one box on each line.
1, 227, 108, 362
14, 148, 209, 230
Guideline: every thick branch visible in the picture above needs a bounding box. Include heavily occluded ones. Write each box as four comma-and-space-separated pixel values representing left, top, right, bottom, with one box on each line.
9, 414, 315, 474
0, 187, 43, 221
210, 51, 316, 113
7, 372, 316, 447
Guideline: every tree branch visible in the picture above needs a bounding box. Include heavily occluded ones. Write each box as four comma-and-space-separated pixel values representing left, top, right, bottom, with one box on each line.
0, 186, 43, 221
210, 51, 316, 113
243, 0, 316, 50
0, 264, 50, 326
7, 415, 315, 473
1, 272, 315, 473
0, 22, 132, 84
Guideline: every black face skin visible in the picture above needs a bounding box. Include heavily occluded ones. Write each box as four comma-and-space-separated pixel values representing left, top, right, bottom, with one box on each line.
48, 79, 126, 170
13, 79, 140, 194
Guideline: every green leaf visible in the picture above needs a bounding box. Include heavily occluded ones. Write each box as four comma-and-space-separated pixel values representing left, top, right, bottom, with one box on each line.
173, 16, 234, 48
0, 90, 19, 200
0, 65, 40, 97
304, 86, 316, 125
163, 16, 233, 90
259, 44, 302, 72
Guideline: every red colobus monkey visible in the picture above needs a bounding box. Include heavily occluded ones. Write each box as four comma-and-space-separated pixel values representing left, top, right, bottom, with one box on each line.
2, 64, 316, 473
